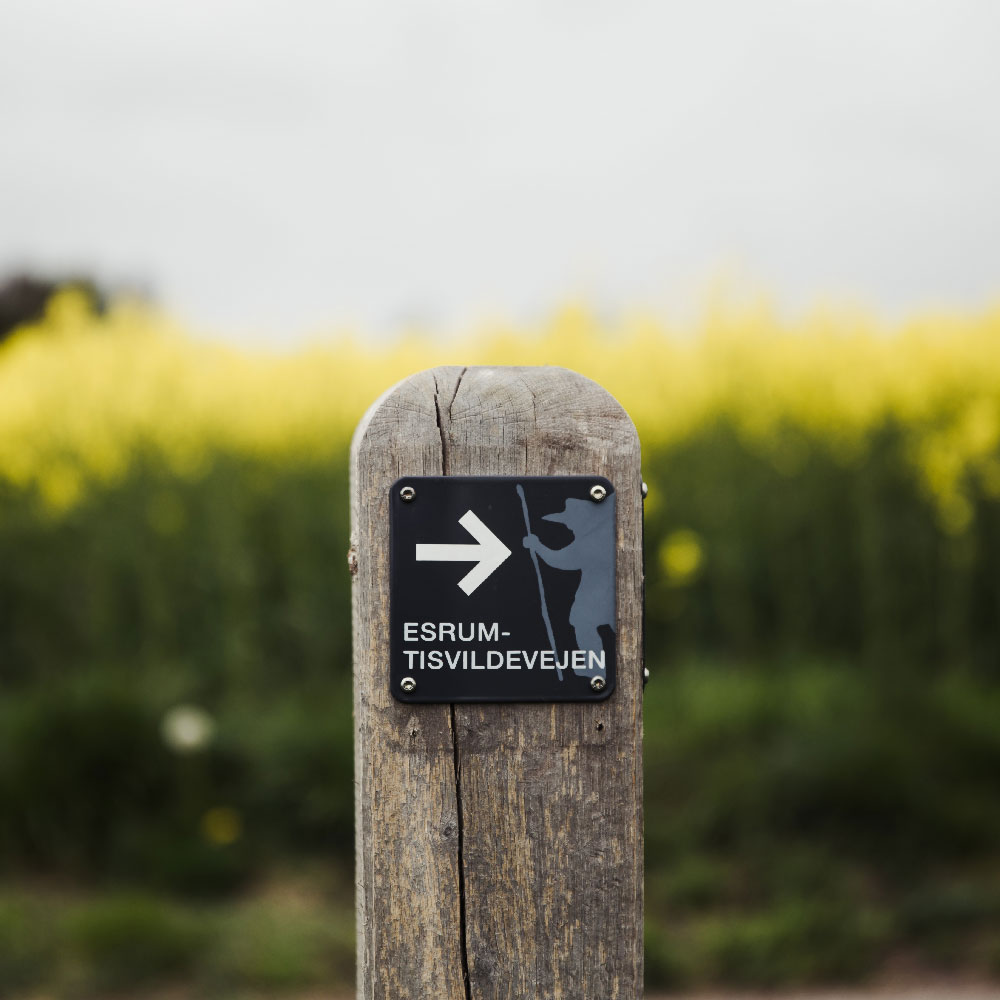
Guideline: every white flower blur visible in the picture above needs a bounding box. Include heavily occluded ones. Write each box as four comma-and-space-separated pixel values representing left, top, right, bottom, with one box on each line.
161, 704, 215, 754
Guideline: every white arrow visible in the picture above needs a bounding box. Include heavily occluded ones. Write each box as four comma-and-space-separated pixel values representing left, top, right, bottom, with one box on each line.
415, 510, 512, 595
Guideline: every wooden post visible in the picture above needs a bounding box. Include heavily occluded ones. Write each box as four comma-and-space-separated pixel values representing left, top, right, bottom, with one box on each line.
350, 366, 643, 999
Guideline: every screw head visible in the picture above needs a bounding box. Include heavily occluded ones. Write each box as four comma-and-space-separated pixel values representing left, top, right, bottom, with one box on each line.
399, 486, 416, 502
641, 481, 649, 499
590, 675, 606, 692
400, 676, 417, 693
589, 484, 607, 503
643, 667, 650, 686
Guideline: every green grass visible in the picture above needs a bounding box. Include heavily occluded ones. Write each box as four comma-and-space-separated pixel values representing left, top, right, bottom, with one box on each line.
0, 882, 355, 998
0, 895, 57, 991
641, 660, 1000, 989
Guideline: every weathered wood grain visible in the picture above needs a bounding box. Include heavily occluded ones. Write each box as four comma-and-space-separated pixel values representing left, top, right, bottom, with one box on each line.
351, 366, 643, 1000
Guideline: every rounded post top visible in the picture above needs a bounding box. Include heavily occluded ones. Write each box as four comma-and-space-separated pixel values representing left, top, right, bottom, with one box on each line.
352, 365, 638, 468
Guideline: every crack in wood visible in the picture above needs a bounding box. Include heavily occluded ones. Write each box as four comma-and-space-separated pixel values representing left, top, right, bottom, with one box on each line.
449, 703, 473, 1000
437, 368, 472, 1000
432, 374, 449, 475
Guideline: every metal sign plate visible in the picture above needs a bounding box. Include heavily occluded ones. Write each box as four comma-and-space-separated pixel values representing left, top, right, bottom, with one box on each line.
390, 475, 616, 703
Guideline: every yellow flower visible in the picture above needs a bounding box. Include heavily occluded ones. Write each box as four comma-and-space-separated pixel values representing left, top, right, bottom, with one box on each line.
1, 292, 999, 531
660, 530, 704, 585
201, 807, 243, 846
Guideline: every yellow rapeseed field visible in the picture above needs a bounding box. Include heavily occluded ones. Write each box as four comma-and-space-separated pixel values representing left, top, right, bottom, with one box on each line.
2, 290, 999, 532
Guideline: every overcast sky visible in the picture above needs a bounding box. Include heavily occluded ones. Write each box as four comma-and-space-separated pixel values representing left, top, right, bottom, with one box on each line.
1, 0, 998, 343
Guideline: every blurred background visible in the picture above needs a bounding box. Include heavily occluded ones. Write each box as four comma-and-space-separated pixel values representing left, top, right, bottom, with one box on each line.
2, 1, 1000, 997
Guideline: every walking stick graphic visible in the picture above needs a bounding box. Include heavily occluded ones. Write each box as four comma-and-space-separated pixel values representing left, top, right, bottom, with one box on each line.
516, 483, 562, 681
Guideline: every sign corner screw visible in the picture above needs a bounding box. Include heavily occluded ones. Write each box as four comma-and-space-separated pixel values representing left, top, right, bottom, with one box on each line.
399, 486, 416, 502
589, 484, 607, 503
400, 676, 416, 693
590, 675, 606, 691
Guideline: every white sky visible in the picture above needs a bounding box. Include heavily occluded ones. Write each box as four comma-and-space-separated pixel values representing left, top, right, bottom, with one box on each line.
1, 0, 998, 343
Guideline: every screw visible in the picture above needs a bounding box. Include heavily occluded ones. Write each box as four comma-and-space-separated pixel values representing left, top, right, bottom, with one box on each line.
399, 486, 416, 502
400, 676, 417, 693
590, 675, 606, 692
589, 484, 607, 503
641, 481, 649, 499
643, 667, 650, 687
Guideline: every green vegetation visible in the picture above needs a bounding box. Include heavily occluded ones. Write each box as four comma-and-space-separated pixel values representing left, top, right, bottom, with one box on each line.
1, 397, 999, 992
4, 651, 999, 994
643, 662, 1000, 988
0, 886, 354, 996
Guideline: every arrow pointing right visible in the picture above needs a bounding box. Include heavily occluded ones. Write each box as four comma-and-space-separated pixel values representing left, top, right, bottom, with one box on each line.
415, 509, 512, 595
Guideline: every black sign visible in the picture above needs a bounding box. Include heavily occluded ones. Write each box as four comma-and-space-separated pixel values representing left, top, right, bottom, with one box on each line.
390, 476, 616, 703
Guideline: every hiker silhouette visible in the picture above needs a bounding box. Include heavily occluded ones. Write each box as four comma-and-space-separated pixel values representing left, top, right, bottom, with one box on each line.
522, 496, 615, 672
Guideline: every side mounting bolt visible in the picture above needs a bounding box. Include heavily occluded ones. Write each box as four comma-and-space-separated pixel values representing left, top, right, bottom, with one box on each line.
641, 481, 649, 499
399, 486, 416, 502
400, 676, 417, 693
589, 484, 607, 503
643, 667, 650, 687
590, 675, 606, 692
